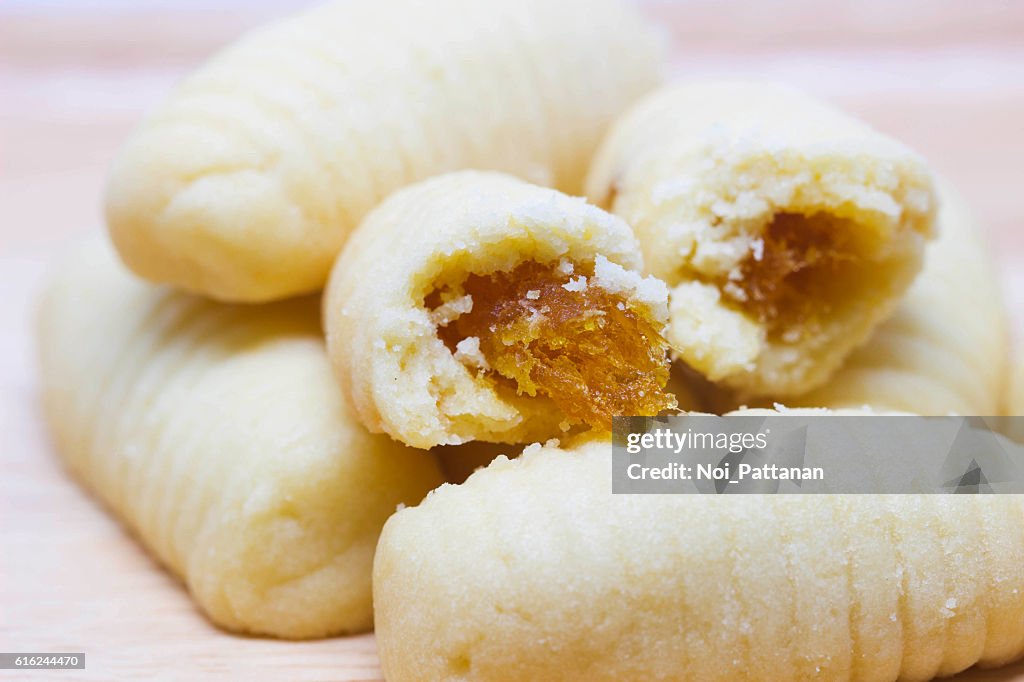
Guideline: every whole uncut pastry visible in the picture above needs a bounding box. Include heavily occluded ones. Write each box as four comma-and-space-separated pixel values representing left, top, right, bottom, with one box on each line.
586, 81, 937, 398
325, 171, 675, 448
105, 0, 664, 302
374, 435, 1024, 681
36, 240, 444, 639
794, 182, 1008, 415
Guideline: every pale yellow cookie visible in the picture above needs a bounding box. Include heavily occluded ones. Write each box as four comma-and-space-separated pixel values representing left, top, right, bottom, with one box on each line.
106, 0, 664, 302
325, 171, 675, 448
36, 240, 443, 639
586, 81, 937, 398
375, 434, 1024, 681
794, 182, 1008, 415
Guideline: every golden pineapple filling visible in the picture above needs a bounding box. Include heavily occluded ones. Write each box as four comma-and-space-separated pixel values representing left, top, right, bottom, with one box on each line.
433, 261, 675, 428
726, 212, 861, 333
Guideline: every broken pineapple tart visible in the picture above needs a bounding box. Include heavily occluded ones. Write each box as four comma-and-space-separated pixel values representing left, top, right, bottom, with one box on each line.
586, 82, 936, 397
325, 171, 676, 448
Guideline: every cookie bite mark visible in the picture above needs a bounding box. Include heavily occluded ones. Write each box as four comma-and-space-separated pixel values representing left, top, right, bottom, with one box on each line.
432, 256, 676, 429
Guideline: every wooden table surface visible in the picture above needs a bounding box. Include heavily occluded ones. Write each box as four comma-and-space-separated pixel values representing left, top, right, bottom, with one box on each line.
2, 1, 1023, 679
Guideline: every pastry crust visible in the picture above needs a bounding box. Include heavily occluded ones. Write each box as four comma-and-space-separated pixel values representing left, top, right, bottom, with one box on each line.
374, 434, 1024, 681
586, 81, 937, 398
794, 182, 1008, 415
36, 240, 444, 639
105, 0, 663, 302
324, 171, 673, 448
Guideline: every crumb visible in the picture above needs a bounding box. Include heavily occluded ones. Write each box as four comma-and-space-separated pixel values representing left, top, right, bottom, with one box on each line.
430, 293, 474, 327
562, 275, 588, 292
453, 336, 490, 370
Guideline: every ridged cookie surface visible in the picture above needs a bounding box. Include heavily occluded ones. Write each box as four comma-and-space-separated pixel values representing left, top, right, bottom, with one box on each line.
106, 0, 663, 302
37, 240, 443, 638
375, 436, 1024, 681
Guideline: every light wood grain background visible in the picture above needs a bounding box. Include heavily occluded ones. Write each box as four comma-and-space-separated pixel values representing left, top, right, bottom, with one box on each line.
1, 1, 1023, 680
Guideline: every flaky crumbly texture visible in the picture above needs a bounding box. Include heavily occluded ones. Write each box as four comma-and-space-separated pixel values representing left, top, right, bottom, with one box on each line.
586, 81, 937, 398
105, 0, 664, 302
374, 433, 1024, 682
793, 181, 1009, 415
324, 171, 669, 448
35, 240, 443, 639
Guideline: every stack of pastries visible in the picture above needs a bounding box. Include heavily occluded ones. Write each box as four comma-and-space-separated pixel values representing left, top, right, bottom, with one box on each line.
35, 0, 1024, 679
